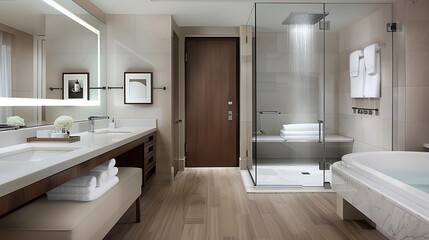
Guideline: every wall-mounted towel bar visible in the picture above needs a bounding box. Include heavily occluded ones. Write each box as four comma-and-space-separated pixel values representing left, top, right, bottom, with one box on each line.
107, 86, 123, 90
153, 87, 166, 90
89, 87, 107, 90
48, 87, 62, 91
352, 107, 379, 115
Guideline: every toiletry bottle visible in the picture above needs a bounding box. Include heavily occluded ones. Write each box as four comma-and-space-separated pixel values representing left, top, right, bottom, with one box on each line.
109, 118, 115, 129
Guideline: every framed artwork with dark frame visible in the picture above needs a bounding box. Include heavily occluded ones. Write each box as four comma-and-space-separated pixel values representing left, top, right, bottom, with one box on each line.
124, 72, 153, 104
62, 72, 89, 100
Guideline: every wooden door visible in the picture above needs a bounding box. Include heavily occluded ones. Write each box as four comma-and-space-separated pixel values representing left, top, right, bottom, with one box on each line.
185, 37, 239, 167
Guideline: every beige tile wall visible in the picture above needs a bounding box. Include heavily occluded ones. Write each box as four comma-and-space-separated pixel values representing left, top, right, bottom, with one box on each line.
337, 5, 394, 152
255, 30, 329, 135
240, 25, 253, 170
403, 0, 429, 151
106, 14, 173, 181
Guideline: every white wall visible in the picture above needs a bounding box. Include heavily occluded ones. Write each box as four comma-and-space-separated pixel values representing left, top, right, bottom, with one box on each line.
106, 14, 173, 181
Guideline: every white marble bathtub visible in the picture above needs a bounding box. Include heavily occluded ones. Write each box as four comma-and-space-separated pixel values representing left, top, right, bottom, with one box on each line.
333, 151, 429, 240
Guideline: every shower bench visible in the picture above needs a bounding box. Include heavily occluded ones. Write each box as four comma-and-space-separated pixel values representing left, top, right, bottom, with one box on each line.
254, 134, 354, 143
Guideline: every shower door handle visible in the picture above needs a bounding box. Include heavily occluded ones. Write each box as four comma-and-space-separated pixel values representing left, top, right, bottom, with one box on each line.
318, 120, 324, 143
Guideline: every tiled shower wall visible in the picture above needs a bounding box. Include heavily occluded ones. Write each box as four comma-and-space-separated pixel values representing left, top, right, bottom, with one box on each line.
256, 31, 339, 135
254, 4, 396, 157
336, 5, 393, 152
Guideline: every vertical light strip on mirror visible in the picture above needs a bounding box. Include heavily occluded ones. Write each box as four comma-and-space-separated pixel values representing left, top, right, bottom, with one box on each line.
42, 0, 101, 104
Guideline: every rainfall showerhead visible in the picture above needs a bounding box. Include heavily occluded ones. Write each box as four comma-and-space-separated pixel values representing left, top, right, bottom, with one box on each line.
282, 12, 329, 25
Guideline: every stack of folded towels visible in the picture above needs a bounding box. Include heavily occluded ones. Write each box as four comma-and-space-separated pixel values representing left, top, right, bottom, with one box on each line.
46, 159, 119, 201
280, 123, 322, 139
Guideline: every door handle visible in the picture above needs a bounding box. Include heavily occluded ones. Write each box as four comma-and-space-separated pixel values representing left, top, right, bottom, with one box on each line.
227, 111, 233, 121
174, 120, 182, 124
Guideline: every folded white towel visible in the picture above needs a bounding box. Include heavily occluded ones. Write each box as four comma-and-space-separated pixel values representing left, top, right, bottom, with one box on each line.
349, 50, 363, 77
47, 177, 119, 201
279, 132, 321, 141
282, 123, 320, 132
350, 58, 366, 98
363, 52, 381, 98
87, 170, 109, 187
280, 130, 321, 136
58, 175, 96, 187
47, 184, 96, 194
93, 158, 116, 171
364, 44, 378, 75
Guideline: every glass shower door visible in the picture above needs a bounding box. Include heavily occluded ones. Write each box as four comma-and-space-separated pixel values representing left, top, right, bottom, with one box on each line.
253, 3, 327, 187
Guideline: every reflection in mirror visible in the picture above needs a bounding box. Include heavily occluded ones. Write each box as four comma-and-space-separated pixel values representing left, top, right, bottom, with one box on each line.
0, 0, 106, 128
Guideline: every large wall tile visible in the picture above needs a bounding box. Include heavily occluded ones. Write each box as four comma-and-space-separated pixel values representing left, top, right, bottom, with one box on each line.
406, 86, 429, 122
406, 51, 429, 87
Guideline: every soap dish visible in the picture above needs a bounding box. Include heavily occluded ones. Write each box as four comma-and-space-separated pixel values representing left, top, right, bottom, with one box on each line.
27, 136, 80, 143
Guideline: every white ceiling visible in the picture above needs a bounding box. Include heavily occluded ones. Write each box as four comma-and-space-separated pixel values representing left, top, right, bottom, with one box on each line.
90, 0, 397, 27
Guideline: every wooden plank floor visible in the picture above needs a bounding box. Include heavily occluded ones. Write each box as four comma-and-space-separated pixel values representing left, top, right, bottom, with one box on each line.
105, 168, 387, 240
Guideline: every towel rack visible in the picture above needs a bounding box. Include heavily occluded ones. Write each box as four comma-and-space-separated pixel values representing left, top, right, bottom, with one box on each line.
153, 87, 166, 90
352, 107, 378, 115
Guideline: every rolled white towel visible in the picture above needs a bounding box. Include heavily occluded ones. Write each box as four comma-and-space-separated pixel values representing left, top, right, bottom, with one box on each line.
89, 167, 118, 184
93, 158, 116, 171
59, 175, 96, 187
107, 167, 119, 179
47, 177, 119, 201
87, 170, 109, 187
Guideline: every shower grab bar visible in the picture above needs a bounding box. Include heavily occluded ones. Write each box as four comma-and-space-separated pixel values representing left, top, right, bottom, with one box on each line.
256, 111, 281, 134
318, 120, 324, 143
258, 111, 281, 114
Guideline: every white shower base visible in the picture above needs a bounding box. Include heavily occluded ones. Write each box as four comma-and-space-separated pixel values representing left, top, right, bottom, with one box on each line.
242, 158, 338, 193
256, 163, 330, 187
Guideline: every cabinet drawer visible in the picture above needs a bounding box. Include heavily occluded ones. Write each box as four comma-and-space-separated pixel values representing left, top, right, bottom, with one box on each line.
144, 152, 155, 168
144, 133, 156, 145
144, 142, 155, 155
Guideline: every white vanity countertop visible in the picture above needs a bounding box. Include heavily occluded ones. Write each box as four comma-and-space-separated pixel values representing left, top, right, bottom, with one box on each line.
0, 127, 156, 197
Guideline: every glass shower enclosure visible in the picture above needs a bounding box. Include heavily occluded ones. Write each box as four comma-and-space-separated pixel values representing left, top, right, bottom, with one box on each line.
247, 3, 393, 188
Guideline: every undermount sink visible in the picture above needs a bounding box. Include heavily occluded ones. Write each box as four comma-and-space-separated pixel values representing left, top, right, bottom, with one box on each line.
0, 146, 80, 162
94, 129, 132, 134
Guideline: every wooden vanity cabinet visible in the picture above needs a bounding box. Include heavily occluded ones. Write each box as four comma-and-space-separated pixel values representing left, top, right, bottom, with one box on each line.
115, 132, 157, 186
143, 133, 156, 183
0, 131, 157, 217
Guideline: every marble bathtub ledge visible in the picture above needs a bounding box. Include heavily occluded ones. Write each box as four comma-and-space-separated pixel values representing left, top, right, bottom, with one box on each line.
333, 163, 429, 240
333, 163, 429, 223
0, 126, 157, 197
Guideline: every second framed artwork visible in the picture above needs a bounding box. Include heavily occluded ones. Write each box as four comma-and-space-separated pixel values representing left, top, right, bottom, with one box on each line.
62, 72, 89, 100
124, 72, 153, 104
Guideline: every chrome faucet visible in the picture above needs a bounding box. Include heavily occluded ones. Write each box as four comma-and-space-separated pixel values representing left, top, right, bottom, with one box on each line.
88, 116, 109, 132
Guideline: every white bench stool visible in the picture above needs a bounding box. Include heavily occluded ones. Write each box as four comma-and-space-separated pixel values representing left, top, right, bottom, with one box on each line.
0, 167, 142, 240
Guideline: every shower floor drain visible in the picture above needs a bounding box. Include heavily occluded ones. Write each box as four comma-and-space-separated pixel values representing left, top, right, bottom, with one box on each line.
301, 172, 310, 175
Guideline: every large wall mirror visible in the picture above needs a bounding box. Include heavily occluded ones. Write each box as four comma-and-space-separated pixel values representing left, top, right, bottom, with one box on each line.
0, 0, 106, 128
